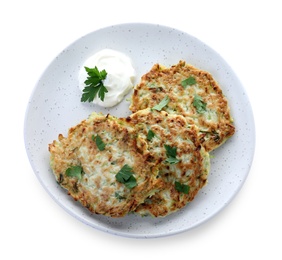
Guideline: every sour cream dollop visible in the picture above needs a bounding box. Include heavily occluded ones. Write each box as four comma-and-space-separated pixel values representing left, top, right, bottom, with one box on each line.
78, 49, 136, 107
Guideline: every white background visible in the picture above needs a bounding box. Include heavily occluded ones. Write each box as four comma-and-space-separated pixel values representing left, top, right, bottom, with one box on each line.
1, 0, 281, 259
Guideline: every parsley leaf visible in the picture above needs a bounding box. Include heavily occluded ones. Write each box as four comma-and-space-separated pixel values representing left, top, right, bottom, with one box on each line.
164, 144, 177, 157
92, 134, 106, 151
65, 166, 84, 180
147, 129, 155, 141
175, 181, 190, 194
165, 157, 180, 164
81, 66, 108, 102
115, 192, 126, 201
193, 94, 207, 114
164, 144, 180, 164
152, 95, 170, 111
123, 176, 137, 189
181, 76, 196, 88
115, 164, 137, 189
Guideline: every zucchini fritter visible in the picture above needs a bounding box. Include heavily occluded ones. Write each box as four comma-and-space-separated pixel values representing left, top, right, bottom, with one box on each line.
49, 112, 162, 217
123, 109, 210, 217
129, 60, 235, 151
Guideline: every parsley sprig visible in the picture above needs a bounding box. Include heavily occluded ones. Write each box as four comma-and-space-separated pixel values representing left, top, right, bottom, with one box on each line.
81, 66, 108, 102
152, 95, 170, 111
65, 165, 84, 180
147, 129, 155, 141
175, 181, 190, 194
115, 164, 137, 189
181, 76, 196, 88
92, 134, 106, 151
193, 94, 207, 114
164, 144, 180, 164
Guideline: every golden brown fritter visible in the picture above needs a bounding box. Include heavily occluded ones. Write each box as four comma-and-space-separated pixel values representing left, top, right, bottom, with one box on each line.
129, 60, 235, 152
49, 112, 162, 217
122, 109, 210, 217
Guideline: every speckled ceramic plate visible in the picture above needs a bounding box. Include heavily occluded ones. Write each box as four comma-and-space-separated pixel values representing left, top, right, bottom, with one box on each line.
24, 23, 255, 238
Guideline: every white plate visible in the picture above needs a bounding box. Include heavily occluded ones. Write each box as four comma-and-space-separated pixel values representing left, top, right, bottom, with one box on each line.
24, 23, 255, 238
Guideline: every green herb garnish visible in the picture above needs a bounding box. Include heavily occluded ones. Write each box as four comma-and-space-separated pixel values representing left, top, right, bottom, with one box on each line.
92, 134, 106, 151
65, 166, 84, 180
147, 129, 155, 141
175, 181, 190, 194
164, 144, 180, 164
115, 192, 126, 201
81, 66, 108, 102
152, 95, 170, 111
193, 94, 207, 114
181, 76, 196, 88
115, 164, 137, 189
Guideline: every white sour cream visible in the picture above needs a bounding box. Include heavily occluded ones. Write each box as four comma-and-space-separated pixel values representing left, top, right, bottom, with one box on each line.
78, 49, 136, 107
